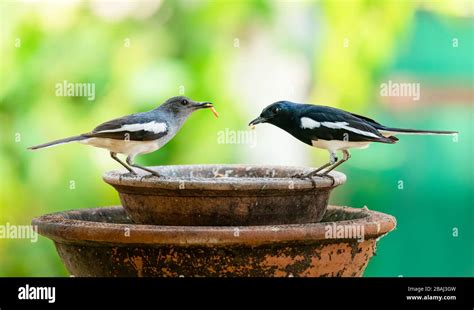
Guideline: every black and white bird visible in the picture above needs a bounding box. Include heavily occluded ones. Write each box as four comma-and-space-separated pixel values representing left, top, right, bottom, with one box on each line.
28, 96, 217, 177
249, 101, 458, 179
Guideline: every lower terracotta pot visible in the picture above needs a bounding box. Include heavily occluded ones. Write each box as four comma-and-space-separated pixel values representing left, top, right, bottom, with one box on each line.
32, 205, 396, 277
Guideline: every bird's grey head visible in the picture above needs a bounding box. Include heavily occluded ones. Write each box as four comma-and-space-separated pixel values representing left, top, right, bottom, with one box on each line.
249, 101, 294, 127
158, 96, 214, 118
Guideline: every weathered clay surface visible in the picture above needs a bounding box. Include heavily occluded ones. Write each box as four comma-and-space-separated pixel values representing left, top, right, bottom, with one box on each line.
103, 165, 346, 225
33, 206, 396, 277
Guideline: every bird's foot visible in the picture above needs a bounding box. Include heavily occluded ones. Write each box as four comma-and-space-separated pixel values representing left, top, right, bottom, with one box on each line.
291, 173, 309, 179
291, 169, 320, 179
291, 172, 317, 188
320, 173, 335, 186
140, 172, 161, 180
306, 172, 336, 186
148, 171, 161, 177
119, 171, 138, 181
291, 172, 335, 185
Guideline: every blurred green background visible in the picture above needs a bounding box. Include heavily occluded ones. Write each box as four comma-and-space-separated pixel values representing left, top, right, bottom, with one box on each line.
0, 0, 472, 276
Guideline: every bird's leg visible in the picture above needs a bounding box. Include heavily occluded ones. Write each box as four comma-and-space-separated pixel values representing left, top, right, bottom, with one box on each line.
292, 162, 331, 178
310, 151, 350, 185
126, 155, 161, 177
320, 150, 351, 176
303, 152, 339, 178
293, 151, 351, 185
293, 151, 338, 179
110, 152, 136, 175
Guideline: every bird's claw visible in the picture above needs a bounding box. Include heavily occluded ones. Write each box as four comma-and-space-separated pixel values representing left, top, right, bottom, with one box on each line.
310, 173, 335, 185
291, 172, 317, 188
321, 174, 335, 186
140, 173, 161, 180
119, 171, 138, 181
291, 173, 307, 179
291, 172, 335, 186
149, 171, 161, 177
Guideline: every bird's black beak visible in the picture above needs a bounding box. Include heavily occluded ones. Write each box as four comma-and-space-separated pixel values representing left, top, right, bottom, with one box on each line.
195, 101, 214, 109
248, 116, 267, 126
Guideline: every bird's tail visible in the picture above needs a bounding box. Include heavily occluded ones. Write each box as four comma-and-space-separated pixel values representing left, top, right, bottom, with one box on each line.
28, 135, 87, 150
378, 127, 458, 137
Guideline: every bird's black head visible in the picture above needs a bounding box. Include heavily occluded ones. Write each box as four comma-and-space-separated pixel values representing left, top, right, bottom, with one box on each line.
160, 96, 214, 116
249, 101, 294, 128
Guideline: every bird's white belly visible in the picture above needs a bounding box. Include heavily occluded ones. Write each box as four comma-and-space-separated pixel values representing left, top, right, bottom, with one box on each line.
311, 139, 370, 152
80, 138, 160, 155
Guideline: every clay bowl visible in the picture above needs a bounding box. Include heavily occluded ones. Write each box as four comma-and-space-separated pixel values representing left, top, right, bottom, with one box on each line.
32, 205, 396, 277
103, 164, 346, 226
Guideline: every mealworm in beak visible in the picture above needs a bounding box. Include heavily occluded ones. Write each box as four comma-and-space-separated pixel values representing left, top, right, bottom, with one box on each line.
210, 107, 219, 118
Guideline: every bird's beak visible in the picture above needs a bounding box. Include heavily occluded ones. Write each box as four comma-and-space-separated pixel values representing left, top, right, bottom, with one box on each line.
195, 101, 214, 109
248, 116, 267, 126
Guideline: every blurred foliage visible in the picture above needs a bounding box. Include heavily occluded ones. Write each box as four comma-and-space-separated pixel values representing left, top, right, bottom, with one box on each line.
0, 0, 472, 276
0, 0, 273, 276
314, 0, 414, 110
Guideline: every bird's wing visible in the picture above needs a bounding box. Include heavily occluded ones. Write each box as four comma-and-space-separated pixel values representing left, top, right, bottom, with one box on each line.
84, 113, 169, 141
298, 106, 395, 143
349, 112, 382, 127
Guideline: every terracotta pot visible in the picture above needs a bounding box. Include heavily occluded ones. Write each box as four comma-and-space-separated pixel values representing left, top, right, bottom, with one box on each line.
32, 205, 396, 277
103, 164, 346, 226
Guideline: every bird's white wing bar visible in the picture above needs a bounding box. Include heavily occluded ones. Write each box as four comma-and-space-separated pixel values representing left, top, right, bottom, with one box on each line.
95, 121, 167, 134
321, 121, 380, 138
300, 117, 321, 129
300, 116, 380, 139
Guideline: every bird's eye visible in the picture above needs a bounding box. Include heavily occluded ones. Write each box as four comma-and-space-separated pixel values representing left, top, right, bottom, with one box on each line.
181, 99, 189, 106
273, 107, 280, 113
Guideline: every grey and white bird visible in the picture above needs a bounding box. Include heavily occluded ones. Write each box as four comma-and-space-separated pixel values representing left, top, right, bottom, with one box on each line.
28, 96, 218, 176
249, 101, 458, 179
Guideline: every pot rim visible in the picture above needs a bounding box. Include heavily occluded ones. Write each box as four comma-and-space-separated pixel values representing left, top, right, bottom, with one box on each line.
32, 206, 396, 246
102, 164, 346, 191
